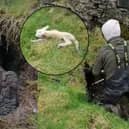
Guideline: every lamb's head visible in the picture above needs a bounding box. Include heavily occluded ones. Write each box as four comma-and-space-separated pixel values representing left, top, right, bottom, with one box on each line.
35, 25, 49, 38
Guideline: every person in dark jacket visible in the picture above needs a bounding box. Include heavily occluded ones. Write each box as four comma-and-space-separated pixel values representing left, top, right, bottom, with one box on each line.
92, 19, 129, 118
92, 19, 129, 80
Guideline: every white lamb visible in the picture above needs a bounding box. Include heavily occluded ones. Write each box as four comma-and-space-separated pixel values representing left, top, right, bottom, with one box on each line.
31, 25, 80, 52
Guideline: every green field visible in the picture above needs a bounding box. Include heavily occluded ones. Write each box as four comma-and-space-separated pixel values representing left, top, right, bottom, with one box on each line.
0, 0, 129, 129
20, 7, 88, 75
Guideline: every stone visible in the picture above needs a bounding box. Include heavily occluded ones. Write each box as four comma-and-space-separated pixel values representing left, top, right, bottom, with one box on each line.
0, 67, 19, 116
40, 0, 129, 29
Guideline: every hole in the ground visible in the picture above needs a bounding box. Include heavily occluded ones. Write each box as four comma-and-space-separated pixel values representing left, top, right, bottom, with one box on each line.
0, 35, 19, 72
0, 34, 19, 116
0, 35, 7, 68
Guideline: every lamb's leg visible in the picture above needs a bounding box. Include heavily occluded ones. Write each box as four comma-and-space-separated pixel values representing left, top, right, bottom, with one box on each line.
57, 37, 72, 48
31, 39, 44, 43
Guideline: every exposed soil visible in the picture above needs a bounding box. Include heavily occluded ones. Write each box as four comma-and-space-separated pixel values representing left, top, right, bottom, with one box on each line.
0, 14, 38, 129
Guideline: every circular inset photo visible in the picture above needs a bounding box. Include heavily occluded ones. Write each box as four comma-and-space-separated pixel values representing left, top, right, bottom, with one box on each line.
20, 6, 89, 75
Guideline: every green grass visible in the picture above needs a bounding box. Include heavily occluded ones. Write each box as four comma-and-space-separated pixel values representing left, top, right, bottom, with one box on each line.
37, 70, 129, 129
37, 27, 129, 129
0, 0, 38, 16
1, 1, 129, 128
87, 27, 105, 64
20, 7, 88, 74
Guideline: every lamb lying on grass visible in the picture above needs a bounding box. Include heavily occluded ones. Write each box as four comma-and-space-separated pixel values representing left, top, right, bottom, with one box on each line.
31, 25, 80, 52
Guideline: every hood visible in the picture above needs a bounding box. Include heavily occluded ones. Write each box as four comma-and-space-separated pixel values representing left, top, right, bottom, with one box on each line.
102, 19, 121, 41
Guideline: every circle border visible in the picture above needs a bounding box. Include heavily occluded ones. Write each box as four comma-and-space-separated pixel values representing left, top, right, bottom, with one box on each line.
20, 4, 90, 76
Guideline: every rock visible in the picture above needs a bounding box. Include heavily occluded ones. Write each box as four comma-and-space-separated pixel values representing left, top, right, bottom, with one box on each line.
0, 67, 19, 116
40, 0, 129, 29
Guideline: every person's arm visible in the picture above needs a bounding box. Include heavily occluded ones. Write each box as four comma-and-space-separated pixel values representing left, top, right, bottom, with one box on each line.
92, 48, 104, 76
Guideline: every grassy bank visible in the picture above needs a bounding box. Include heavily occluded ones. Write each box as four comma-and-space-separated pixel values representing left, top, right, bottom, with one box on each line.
37, 70, 129, 129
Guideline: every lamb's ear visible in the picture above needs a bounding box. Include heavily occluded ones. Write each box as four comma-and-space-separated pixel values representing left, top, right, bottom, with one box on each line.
42, 25, 49, 30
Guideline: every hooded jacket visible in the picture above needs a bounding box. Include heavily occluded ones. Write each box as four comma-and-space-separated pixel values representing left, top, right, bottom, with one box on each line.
92, 19, 129, 79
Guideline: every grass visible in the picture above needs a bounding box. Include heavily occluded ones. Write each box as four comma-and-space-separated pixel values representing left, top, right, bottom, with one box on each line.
20, 7, 88, 74
37, 27, 129, 129
37, 69, 129, 129
0, 0, 38, 16
0, 0, 129, 129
